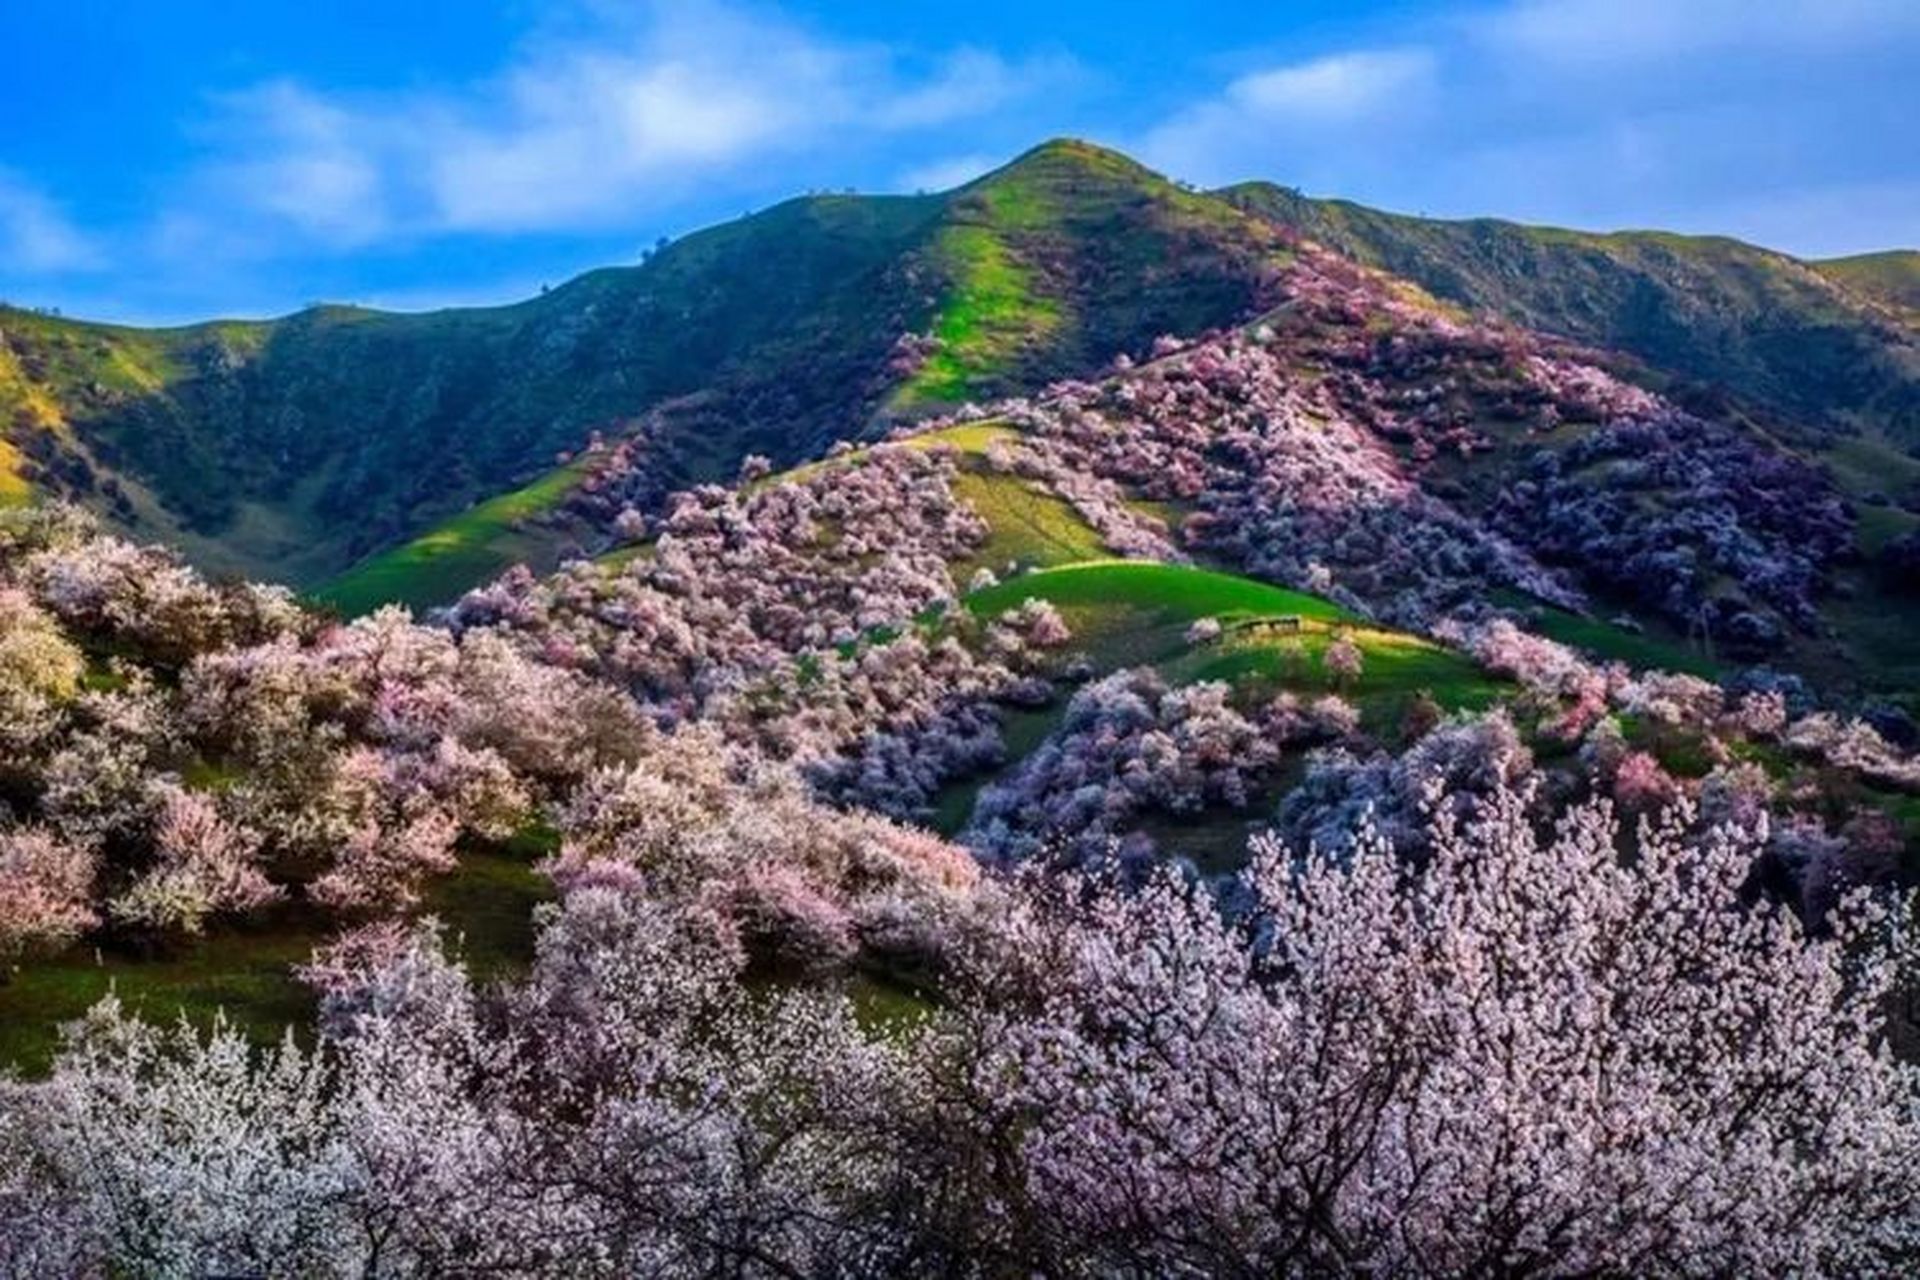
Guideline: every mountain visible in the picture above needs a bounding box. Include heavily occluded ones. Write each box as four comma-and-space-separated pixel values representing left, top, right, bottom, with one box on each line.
0, 141, 1289, 585
4, 138, 1917, 599
1220, 183, 1920, 440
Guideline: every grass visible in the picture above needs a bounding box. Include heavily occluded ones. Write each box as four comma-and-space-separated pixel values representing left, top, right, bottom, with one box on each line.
844, 973, 937, 1038
902, 421, 1017, 455
930, 703, 1067, 836
0, 339, 66, 507
936, 560, 1506, 835
1814, 250, 1920, 314
951, 471, 1110, 579
1127, 764, 1306, 876
596, 540, 654, 573
1530, 607, 1719, 678
314, 458, 592, 616
1177, 626, 1501, 720
896, 189, 1065, 405
1816, 573, 1920, 696
0, 439, 31, 507
902, 224, 1063, 404
968, 560, 1357, 630
1122, 495, 1189, 531
1823, 435, 1920, 506
0, 911, 326, 1076
0, 846, 553, 1077
1857, 504, 1920, 556
741, 421, 1017, 500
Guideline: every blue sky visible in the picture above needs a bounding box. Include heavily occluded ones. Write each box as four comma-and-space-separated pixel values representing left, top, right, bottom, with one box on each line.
2, 0, 1915, 324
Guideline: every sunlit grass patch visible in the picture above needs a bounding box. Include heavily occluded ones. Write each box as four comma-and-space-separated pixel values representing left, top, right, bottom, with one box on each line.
314, 457, 593, 615
950, 472, 1110, 578
0, 439, 32, 507
902, 421, 1018, 455
899, 224, 1063, 405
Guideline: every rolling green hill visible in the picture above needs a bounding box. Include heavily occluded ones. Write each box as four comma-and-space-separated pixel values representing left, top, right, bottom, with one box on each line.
966, 559, 1495, 719
313, 456, 597, 616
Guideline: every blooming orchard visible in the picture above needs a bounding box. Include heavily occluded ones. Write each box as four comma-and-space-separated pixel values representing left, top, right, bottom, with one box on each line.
4, 787, 1917, 1274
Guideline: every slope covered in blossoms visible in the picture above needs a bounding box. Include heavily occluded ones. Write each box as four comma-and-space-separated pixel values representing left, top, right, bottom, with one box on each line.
8, 138, 1911, 661
0, 141, 1291, 587
1226, 181, 1920, 441
6, 356, 1920, 1269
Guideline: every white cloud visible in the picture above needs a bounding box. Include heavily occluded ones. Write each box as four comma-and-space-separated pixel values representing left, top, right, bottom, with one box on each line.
204, 82, 389, 245
182, 2, 1075, 242
0, 171, 102, 273
1133, 0, 1919, 256
1139, 47, 1434, 186
422, 3, 859, 232
895, 153, 998, 194
1226, 50, 1433, 121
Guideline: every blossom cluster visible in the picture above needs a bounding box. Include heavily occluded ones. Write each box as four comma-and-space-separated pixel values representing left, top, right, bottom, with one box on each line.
5, 786, 1916, 1275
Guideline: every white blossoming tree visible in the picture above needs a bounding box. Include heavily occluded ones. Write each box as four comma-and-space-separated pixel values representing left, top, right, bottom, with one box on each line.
5, 785, 1917, 1275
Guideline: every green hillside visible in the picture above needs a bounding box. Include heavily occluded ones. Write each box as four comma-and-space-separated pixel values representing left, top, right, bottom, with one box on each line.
6, 137, 1915, 608
967, 561, 1495, 722
314, 456, 595, 616
1816, 250, 1920, 316
0, 844, 550, 1075
0, 141, 1291, 587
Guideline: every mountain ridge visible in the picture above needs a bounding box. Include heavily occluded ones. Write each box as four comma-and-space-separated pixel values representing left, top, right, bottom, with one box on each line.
1220, 180, 1920, 438
3, 138, 1915, 595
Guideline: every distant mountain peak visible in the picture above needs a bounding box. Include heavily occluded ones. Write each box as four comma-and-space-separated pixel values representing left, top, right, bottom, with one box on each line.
975, 137, 1169, 189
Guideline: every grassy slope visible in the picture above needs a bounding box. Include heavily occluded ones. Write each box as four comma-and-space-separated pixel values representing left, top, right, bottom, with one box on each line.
314, 456, 593, 616
1815, 251, 1920, 316
969, 560, 1352, 629
902, 220, 1062, 405
1800, 434, 1920, 701
892, 140, 1289, 409
0, 846, 551, 1074
968, 560, 1496, 724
